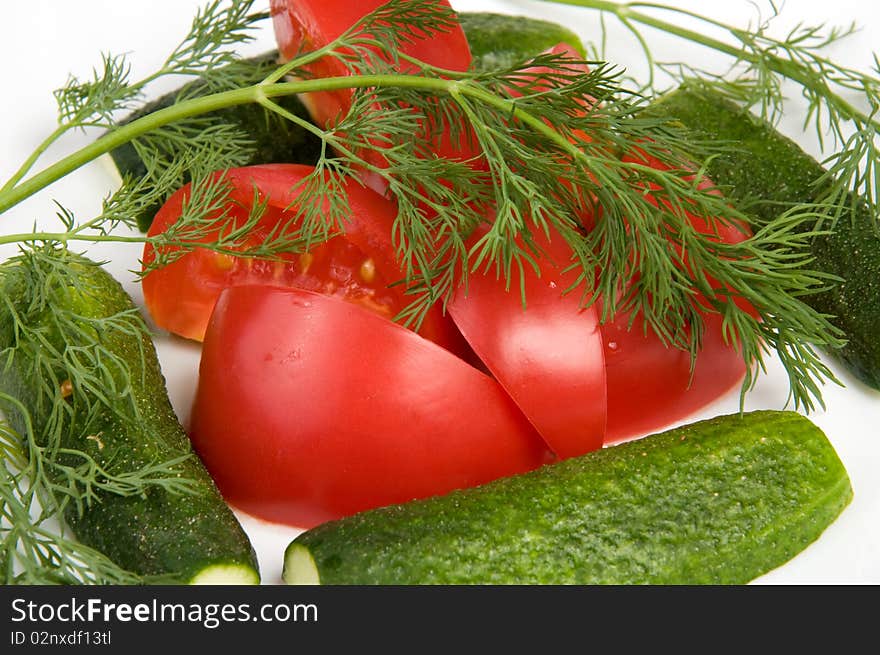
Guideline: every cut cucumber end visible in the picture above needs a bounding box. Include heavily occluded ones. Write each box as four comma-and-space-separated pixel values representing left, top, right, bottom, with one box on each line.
283, 543, 321, 585
189, 563, 260, 585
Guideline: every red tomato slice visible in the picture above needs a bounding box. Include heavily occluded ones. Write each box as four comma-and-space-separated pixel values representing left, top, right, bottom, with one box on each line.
141, 164, 467, 354
601, 311, 745, 443
510, 42, 589, 95
270, 0, 471, 127
449, 226, 606, 459
271, 0, 475, 190
190, 285, 550, 528
601, 150, 752, 442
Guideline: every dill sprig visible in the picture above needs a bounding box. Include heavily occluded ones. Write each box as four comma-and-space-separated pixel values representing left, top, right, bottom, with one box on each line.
0, 246, 198, 584
541, 0, 880, 219
266, 16, 840, 409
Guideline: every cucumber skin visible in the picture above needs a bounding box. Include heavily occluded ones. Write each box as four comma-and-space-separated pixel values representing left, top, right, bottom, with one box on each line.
460, 12, 586, 70
286, 411, 851, 584
0, 254, 259, 583
646, 85, 880, 389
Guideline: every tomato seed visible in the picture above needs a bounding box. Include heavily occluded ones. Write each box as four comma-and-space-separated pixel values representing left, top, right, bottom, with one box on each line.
214, 252, 235, 271
299, 252, 314, 274
359, 258, 376, 283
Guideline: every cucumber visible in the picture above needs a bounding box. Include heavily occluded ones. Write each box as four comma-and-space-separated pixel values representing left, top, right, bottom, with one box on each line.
459, 12, 586, 70
283, 411, 851, 584
110, 51, 324, 232
0, 250, 259, 584
644, 84, 880, 389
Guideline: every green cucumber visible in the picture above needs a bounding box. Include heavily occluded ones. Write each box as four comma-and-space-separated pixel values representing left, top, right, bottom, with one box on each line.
283, 410, 851, 584
110, 51, 324, 232
0, 250, 259, 584
117, 16, 584, 232
460, 12, 586, 70
645, 84, 880, 389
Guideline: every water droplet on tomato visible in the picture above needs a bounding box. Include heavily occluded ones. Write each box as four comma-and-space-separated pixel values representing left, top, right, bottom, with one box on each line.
607, 340, 619, 353
281, 348, 303, 365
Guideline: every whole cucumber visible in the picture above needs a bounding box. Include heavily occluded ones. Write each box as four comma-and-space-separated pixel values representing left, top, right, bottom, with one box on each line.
460, 12, 586, 69
0, 250, 259, 584
284, 411, 851, 584
645, 84, 880, 389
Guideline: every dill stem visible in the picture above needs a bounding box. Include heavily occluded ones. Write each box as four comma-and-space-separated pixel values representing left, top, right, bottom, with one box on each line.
0, 232, 147, 247
539, 0, 878, 129
0, 74, 571, 217
0, 124, 71, 195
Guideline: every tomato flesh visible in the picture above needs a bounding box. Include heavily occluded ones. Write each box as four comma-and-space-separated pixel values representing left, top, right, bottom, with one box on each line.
142, 164, 467, 353
190, 285, 550, 528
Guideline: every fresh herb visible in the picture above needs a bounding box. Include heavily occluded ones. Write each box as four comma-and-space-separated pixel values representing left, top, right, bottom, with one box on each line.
0, 247, 199, 584
0, 0, 844, 406
543, 0, 880, 221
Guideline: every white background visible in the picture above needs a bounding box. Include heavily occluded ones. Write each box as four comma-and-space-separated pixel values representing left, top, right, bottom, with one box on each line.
0, 0, 878, 584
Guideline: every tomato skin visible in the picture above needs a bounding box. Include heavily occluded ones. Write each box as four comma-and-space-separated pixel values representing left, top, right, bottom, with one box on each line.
449, 226, 606, 459
190, 285, 550, 528
600, 151, 752, 442
271, 0, 475, 191
270, 0, 472, 129
141, 164, 467, 354
601, 312, 745, 443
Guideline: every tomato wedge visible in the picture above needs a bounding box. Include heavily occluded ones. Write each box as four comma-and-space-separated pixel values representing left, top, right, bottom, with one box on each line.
449, 226, 606, 459
190, 285, 550, 528
270, 0, 471, 129
601, 311, 745, 443
141, 164, 467, 354
601, 150, 752, 442
271, 0, 476, 191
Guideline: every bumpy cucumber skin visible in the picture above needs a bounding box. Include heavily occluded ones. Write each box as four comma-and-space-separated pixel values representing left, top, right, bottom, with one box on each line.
111, 52, 323, 232
459, 12, 586, 70
286, 411, 851, 584
646, 85, 880, 389
0, 254, 259, 583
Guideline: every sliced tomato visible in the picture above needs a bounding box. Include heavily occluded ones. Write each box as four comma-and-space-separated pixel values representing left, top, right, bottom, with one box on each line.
448, 225, 606, 459
510, 42, 589, 94
271, 0, 471, 128
448, 149, 749, 452
601, 149, 752, 442
271, 0, 475, 191
190, 285, 550, 528
601, 311, 745, 442
141, 164, 467, 354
